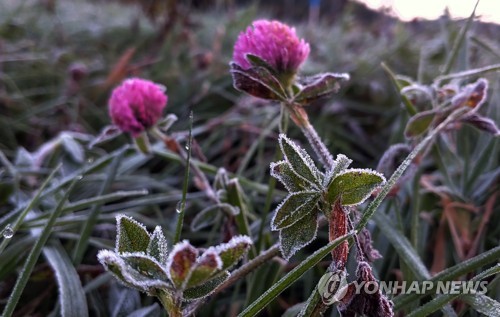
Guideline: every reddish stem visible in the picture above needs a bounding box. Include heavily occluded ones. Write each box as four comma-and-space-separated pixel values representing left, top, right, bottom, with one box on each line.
330, 199, 349, 270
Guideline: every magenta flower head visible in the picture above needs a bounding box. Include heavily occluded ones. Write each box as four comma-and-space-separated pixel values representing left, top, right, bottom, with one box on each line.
233, 20, 310, 75
108, 78, 167, 137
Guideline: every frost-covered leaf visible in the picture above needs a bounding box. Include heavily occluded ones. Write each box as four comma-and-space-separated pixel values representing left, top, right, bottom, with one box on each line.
327, 169, 386, 206
97, 250, 169, 292
230, 62, 287, 101
279, 134, 322, 187
461, 293, 500, 316
213, 235, 252, 271
405, 109, 438, 138
462, 114, 500, 136
122, 252, 169, 282
166, 240, 198, 288
186, 250, 222, 288
88, 125, 122, 149
43, 245, 88, 317
183, 271, 229, 301
451, 78, 488, 111
323, 154, 353, 187
190, 203, 238, 232
279, 211, 318, 260
156, 114, 178, 133
271, 191, 320, 230
15, 147, 35, 167
116, 215, 150, 253
213, 168, 230, 190
147, 226, 168, 265
270, 161, 310, 192
294, 72, 349, 104
61, 134, 85, 163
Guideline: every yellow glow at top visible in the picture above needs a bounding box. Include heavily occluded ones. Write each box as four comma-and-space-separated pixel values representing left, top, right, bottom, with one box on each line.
358, 0, 500, 23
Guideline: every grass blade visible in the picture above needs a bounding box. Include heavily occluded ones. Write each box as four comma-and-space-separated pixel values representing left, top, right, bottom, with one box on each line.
238, 231, 354, 317
44, 243, 89, 317
0, 166, 60, 255
1, 176, 80, 317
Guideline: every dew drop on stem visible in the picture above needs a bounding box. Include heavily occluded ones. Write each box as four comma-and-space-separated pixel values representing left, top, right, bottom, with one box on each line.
2, 224, 14, 239
176, 201, 183, 214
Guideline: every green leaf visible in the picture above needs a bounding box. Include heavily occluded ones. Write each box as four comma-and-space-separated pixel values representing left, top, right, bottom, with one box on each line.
270, 160, 310, 192
271, 191, 320, 230
404, 110, 438, 138
185, 250, 222, 288
327, 169, 386, 205
167, 241, 198, 288
461, 294, 500, 316
147, 226, 168, 265
61, 133, 85, 163
43, 244, 89, 317
214, 235, 253, 271
238, 231, 354, 317
122, 252, 170, 282
279, 134, 322, 188
183, 271, 230, 301
279, 210, 319, 260
116, 215, 151, 254
323, 154, 353, 187
97, 250, 170, 292
294, 72, 349, 104
230, 62, 287, 101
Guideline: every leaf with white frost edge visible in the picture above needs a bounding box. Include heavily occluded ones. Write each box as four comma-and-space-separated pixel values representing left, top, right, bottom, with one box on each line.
166, 240, 198, 288
115, 215, 151, 253
327, 168, 386, 206
279, 211, 319, 260
185, 250, 223, 288
97, 250, 170, 292
183, 271, 230, 301
121, 252, 170, 282
270, 161, 311, 192
323, 154, 353, 187
147, 226, 168, 265
279, 135, 322, 188
271, 191, 320, 230
211, 235, 253, 271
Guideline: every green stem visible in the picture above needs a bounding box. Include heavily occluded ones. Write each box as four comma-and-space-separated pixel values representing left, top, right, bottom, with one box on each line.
173, 112, 193, 244
238, 232, 354, 317
157, 290, 182, 317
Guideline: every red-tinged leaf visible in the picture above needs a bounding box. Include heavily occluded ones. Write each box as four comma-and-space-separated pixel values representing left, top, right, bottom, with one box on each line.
462, 113, 500, 136
294, 72, 349, 104
167, 241, 198, 288
230, 63, 286, 101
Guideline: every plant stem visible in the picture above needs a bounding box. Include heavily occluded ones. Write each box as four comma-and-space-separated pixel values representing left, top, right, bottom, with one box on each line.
157, 290, 182, 317
288, 104, 334, 169
329, 200, 348, 270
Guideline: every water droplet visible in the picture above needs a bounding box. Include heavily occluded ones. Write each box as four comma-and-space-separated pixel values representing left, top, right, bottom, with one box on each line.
176, 201, 183, 214
77, 175, 84, 180
3, 225, 14, 239
185, 144, 190, 151
87, 158, 94, 164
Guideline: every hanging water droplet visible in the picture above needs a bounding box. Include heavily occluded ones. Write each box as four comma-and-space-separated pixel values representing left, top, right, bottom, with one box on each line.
87, 157, 94, 164
176, 201, 183, 214
185, 144, 190, 151
77, 175, 84, 180
2, 224, 14, 239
